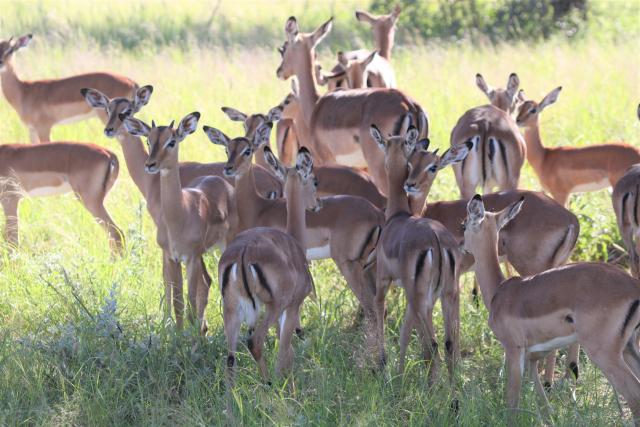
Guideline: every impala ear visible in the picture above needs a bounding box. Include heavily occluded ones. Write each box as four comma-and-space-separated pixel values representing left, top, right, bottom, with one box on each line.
202, 125, 230, 146
310, 17, 333, 48
361, 51, 377, 68
176, 112, 200, 142
438, 141, 472, 169
266, 105, 283, 123
355, 10, 375, 24
291, 78, 299, 97
466, 194, 485, 223
637, 103, 640, 122
416, 138, 430, 152
133, 85, 153, 112
497, 197, 525, 230
404, 126, 419, 154
122, 117, 151, 137
285, 16, 299, 42
296, 146, 313, 180
337, 51, 348, 66
80, 88, 110, 109
475, 73, 491, 97
538, 86, 562, 112
370, 124, 385, 151
506, 73, 520, 99
11, 34, 32, 52
221, 107, 247, 122
253, 122, 273, 148
391, 4, 401, 21
263, 146, 286, 180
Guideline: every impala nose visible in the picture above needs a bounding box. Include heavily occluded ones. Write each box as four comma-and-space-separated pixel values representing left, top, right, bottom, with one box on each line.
104, 127, 116, 137
145, 162, 157, 173
223, 166, 234, 177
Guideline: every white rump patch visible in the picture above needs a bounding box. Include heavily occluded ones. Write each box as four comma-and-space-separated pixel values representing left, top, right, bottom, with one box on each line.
238, 297, 260, 327
571, 177, 610, 193
306, 244, 331, 260
27, 181, 73, 197
528, 334, 577, 353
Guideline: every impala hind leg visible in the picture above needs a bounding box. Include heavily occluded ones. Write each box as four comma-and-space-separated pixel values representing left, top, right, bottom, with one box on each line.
248, 307, 279, 382
374, 273, 392, 369
223, 298, 242, 385
623, 337, 640, 379
1, 196, 20, 248
163, 253, 185, 330
413, 303, 440, 382
398, 309, 414, 375
81, 198, 124, 254
529, 358, 553, 420
441, 275, 460, 380
276, 305, 300, 378
35, 124, 52, 144
339, 261, 376, 346
543, 352, 556, 390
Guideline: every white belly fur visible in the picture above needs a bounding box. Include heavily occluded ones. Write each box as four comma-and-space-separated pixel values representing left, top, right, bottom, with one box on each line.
57, 110, 96, 125
306, 244, 331, 260
528, 334, 577, 353
571, 177, 610, 193
27, 181, 73, 197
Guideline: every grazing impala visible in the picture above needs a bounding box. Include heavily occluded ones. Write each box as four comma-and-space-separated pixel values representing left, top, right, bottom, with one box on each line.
122, 112, 236, 335
462, 194, 640, 424
0, 35, 136, 143
220, 147, 317, 383
81, 87, 281, 329
204, 121, 384, 345
516, 87, 640, 206
0, 142, 123, 251
222, 102, 386, 209
316, 51, 378, 91
408, 141, 580, 387
371, 123, 470, 379
450, 81, 526, 198
475, 73, 521, 113
613, 164, 640, 278
276, 16, 428, 195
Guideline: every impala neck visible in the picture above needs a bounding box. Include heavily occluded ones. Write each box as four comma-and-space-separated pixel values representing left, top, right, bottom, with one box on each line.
522, 119, 547, 172
234, 163, 263, 232
0, 61, 25, 112
470, 232, 504, 311
375, 28, 394, 60
294, 50, 320, 126
386, 162, 411, 219
159, 164, 186, 231
284, 176, 306, 247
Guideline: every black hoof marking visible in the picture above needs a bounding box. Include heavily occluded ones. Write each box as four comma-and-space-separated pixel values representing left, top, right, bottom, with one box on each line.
226, 355, 235, 368
247, 337, 254, 352
569, 362, 579, 380
450, 398, 460, 415
544, 381, 551, 392
445, 340, 452, 355
295, 327, 305, 340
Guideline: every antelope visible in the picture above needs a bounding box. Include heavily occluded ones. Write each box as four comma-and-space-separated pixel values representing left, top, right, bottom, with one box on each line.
122, 112, 236, 335
515, 87, 640, 206
220, 146, 318, 383
0, 34, 136, 143
475, 73, 521, 113
276, 16, 428, 196
450, 81, 526, 198
222, 101, 386, 209
613, 164, 640, 279
462, 194, 640, 424
0, 142, 123, 252
370, 124, 470, 379
204, 121, 384, 346
316, 51, 378, 91
81, 86, 281, 330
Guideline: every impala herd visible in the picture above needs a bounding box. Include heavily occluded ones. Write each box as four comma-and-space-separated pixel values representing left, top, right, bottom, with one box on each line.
0, 6, 638, 424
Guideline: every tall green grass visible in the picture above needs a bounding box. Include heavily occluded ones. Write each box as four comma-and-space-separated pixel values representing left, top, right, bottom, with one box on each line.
0, 2, 639, 425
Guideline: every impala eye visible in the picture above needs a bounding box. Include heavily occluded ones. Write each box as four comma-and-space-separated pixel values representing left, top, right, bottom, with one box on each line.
529, 108, 537, 114
313, 177, 319, 188
166, 139, 176, 148
429, 165, 437, 173
243, 148, 252, 156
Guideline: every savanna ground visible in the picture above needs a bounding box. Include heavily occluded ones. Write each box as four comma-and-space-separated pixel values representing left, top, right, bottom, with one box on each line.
0, 1, 639, 425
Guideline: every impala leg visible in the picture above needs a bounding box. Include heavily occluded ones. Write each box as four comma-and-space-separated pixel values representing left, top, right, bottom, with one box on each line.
36, 124, 52, 144
276, 304, 300, 379
186, 257, 209, 335
81, 198, 124, 254
529, 358, 553, 420
223, 297, 242, 386
339, 261, 376, 345
413, 302, 439, 382
249, 306, 279, 382
504, 346, 524, 425
27, 126, 40, 144
623, 338, 640, 380
374, 273, 392, 369
1, 196, 20, 248
441, 270, 460, 381
565, 343, 580, 381
185, 257, 202, 327
163, 252, 184, 330
542, 352, 556, 390
398, 308, 414, 375
551, 190, 570, 208
199, 257, 212, 335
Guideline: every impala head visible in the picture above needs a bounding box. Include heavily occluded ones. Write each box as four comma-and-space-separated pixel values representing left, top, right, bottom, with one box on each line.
204, 121, 274, 177
462, 194, 524, 255
404, 139, 474, 196
315, 63, 348, 90
122, 112, 200, 174
370, 119, 420, 177
264, 146, 321, 212
475, 73, 520, 113
81, 85, 153, 137
0, 34, 32, 71
276, 16, 333, 80
515, 86, 562, 127
355, 5, 401, 47
338, 50, 377, 89
221, 104, 283, 140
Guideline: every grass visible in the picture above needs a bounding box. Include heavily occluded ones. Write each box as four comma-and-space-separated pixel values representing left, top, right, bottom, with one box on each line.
0, 1, 639, 425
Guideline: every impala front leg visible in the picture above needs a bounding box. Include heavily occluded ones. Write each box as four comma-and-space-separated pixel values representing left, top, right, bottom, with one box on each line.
375, 272, 391, 369
162, 251, 184, 329
1, 196, 20, 248
505, 346, 525, 425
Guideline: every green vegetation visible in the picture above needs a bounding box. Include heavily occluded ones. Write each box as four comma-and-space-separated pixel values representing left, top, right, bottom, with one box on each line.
0, 1, 639, 425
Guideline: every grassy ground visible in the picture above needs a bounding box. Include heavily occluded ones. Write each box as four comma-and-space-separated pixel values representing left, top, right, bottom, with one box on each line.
0, 2, 639, 425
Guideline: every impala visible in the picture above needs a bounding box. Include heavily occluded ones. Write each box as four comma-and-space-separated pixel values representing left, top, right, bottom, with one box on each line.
613, 165, 640, 279
515, 87, 640, 206
450, 75, 526, 198
463, 194, 640, 424
204, 121, 384, 346
0, 34, 136, 143
276, 16, 428, 195
0, 142, 123, 252
316, 51, 378, 91
371, 123, 470, 379
81, 86, 281, 329
122, 112, 236, 335
475, 73, 520, 113
222, 101, 386, 209
220, 147, 317, 383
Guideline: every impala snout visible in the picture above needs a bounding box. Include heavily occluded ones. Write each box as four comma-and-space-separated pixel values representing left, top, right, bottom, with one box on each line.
404, 182, 421, 195
104, 127, 117, 137
223, 165, 235, 177
309, 198, 323, 212
145, 161, 159, 174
